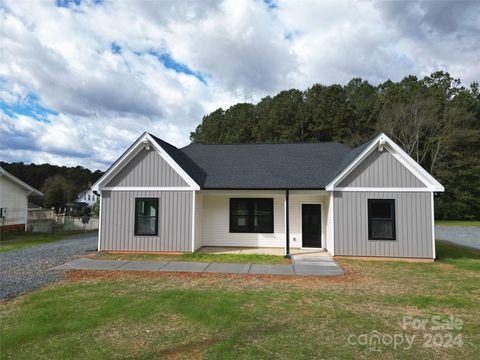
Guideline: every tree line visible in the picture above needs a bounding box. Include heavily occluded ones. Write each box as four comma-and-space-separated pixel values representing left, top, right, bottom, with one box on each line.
0, 162, 103, 210
191, 71, 480, 220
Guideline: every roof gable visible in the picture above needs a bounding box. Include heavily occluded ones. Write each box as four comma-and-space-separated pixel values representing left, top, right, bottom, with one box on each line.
0, 167, 43, 196
338, 149, 426, 188
92, 133, 199, 191
106, 148, 188, 187
326, 133, 444, 192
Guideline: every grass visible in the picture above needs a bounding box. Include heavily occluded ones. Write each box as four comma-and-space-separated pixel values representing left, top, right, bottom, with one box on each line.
96, 251, 290, 264
0, 231, 94, 253
436, 220, 480, 227
1, 240, 479, 359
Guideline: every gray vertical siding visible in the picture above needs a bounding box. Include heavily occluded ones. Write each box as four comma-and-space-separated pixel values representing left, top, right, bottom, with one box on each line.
100, 190, 193, 252
338, 150, 426, 188
333, 191, 433, 258
107, 149, 188, 187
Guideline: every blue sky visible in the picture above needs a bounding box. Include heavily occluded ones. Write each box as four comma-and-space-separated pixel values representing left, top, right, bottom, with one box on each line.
1, 0, 479, 170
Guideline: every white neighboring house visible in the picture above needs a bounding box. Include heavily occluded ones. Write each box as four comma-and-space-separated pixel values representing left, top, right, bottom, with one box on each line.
75, 189, 98, 206
0, 166, 43, 232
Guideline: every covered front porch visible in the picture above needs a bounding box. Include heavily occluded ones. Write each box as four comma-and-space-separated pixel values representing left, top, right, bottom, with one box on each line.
194, 190, 334, 255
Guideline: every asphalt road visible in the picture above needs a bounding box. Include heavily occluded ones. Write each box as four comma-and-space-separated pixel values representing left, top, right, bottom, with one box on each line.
0, 232, 97, 299
435, 226, 480, 249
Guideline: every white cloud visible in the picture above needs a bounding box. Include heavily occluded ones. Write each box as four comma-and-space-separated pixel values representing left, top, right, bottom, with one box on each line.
0, 0, 478, 170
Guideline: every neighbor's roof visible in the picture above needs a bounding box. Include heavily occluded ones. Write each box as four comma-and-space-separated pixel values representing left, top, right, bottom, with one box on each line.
0, 166, 43, 196
149, 134, 377, 189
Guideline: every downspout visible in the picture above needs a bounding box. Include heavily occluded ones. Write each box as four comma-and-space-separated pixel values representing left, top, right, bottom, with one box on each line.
285, 189, 290, 258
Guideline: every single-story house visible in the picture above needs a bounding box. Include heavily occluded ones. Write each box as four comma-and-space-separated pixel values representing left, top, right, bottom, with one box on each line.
92, 132, 444, 260
0, 166, 43, 232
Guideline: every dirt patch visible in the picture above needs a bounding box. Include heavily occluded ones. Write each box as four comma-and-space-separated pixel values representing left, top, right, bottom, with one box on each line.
157, 338, 218, 359
436, 263, 455, 269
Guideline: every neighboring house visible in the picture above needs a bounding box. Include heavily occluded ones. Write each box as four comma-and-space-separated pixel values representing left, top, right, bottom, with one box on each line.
75, 189, 98, 206
92, 132, 444, 260
0, 167, 43, 232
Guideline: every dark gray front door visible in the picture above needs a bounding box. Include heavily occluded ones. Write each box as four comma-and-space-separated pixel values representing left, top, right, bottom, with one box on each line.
302, 204, 322, 248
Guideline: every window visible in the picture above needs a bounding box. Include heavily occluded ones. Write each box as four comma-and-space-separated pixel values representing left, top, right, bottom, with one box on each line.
368, 199, 396, 240
230, 198, 274, 233
135, 198, 159, 236
87, 195, 91, 201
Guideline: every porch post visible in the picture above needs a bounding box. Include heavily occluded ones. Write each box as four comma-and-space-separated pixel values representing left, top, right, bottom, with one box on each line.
285, 189, 290, 258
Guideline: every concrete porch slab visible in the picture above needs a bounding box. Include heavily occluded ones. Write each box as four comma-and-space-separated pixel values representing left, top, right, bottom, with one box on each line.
204, 263, 251, 274
293, 264, 343, 276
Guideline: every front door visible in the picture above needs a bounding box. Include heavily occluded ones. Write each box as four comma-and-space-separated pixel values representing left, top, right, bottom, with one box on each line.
302, 204, 322, 248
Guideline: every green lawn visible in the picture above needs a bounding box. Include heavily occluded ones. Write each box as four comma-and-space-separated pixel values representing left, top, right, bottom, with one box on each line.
1, 240, 479, 359
97, 251, 290, 264
436, 220, 480, 227
0, 231, 93, 253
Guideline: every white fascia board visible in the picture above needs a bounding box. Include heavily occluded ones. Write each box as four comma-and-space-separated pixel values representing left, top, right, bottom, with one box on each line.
334, 187, 432, 192
144, 134, 200, 190
92, 133, 200, 191
91, 133, 147, 192
326, 133, 444, 192
325, 134, 383, 191
383, 135, 444, 192
102, 187, 193, 191
431, 192, 436, 259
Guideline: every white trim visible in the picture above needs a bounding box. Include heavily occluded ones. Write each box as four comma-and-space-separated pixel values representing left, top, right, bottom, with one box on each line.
0, 166, 43, 196
191, 190, 196, 253
431, 192, 436, 260
385, 135, 444, 192
201, 189, 286, 196
24, 194, 28, 231
145, 134, 200, 190
102, 187, 192, 191
92, 137, 144, 192
98, 193, 102, 252
326, 134, 382, 191
288, 190, 329, 196
329, 192, 335, 256
300, 202, 323, 249
334, 187, 433, 192
284, 193, 287, 256
326, 133, 444, 192
91, 133, 200, 192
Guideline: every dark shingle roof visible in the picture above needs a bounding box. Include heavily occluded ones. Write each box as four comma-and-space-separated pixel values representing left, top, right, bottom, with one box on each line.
149, 134, 377, 189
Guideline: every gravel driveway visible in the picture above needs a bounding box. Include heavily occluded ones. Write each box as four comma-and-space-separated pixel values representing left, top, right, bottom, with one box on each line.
0, 232, 97, 299
435, 226, 480, 249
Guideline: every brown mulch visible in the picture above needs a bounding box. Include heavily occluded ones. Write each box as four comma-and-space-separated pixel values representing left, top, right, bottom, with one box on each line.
65, 263, 362, 286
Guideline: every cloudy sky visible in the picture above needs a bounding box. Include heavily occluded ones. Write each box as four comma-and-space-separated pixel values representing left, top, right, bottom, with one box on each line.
1, 0, 479, 171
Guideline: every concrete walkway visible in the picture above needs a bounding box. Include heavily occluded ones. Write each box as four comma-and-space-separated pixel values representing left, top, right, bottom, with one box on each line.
51, 254, 343, 277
